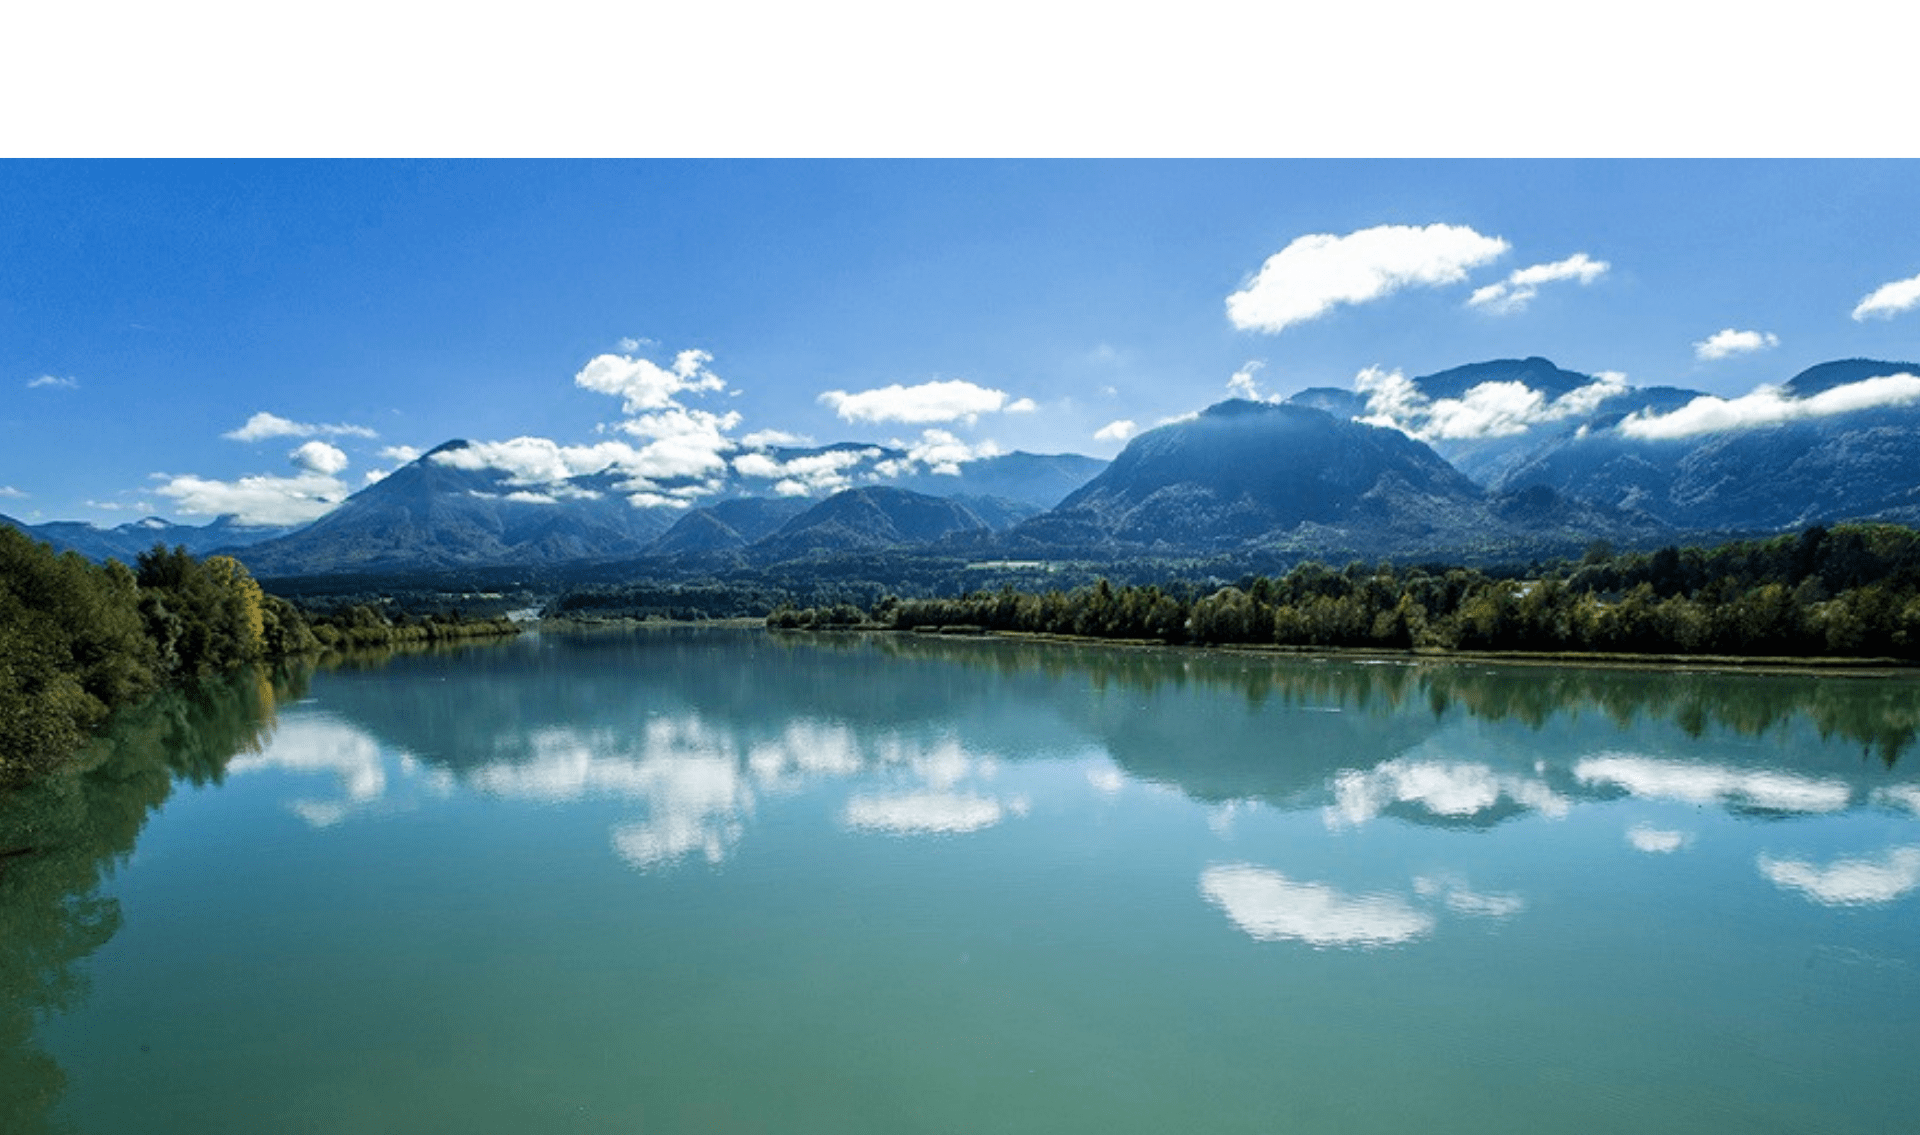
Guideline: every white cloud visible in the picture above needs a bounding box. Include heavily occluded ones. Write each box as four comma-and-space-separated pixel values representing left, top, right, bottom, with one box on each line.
27, 374, 79, 390
1852, 271, 1920, 321
1573, 755, 1851, 813
895, 428, 1002, 476
1201, 864, 1434, 947
819, 378, 1028, 425
152, 470, 348, 525
1627, 824, 1691, 853
1226, 223, 1510, 333
573, 347, 727, 413
733, 446, 879, 496
1617, 372, 1920, 440
378, 445, 422, 464
842, 791, 1004, 835
1693, 328, 1780, 361
1094, 419, 1138, 443
433, 436, 639, 484
289, 440, 349, 475
0, 485, 24, 499
1758, 846, 1920, 906
1226, 360, 1271, 401
1467, 252, 1609, 314
740, 428, 813, 450
1006, 397, 1038, 414
611, 407, 742, 485
223, 411, 378, 442
1356, 366, 1628, 440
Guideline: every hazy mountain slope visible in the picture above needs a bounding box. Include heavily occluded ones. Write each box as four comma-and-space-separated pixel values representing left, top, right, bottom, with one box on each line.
752, 487, 991, 561
1495, 359, 1920, 531
234, 442, 672, 575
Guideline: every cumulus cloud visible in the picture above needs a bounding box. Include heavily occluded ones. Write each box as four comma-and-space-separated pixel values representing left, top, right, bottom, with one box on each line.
1094, 419, 1138, 443
1226, 222, 1510, 333
289, 440, 349, 475
1693, 328, 1780, 361
819, 378, 1029, 425
1617, 372, 1920, 440
27, 374, 78, 389
733, 446, 881, 496
224, 411, 378, 442
1852, 271, 1920, 321
433, 437, 636, 484
378, 445, 422, 464
874, 429, 1003, 477
573, 348, 727, 413
1758, 846, 1920, 906
1573, 755, 1850, 813
1201, 864, 1434, 948
740, 428, 813, 450
1356, 366, 1628, 440
1467, 252, 1608, 314
1226, 360, 1271, 401
153, 470, 347, 526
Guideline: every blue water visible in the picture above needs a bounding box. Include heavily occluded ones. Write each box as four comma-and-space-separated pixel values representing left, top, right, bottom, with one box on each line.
6, 628, 1917, 1133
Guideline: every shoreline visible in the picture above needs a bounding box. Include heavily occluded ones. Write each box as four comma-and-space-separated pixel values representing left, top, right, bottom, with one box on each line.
766, 622, 1920, 677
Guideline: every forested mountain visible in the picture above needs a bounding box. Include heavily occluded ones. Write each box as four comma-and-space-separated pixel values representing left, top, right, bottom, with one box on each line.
1492, 359, 1920, 531
233, 441, 677, 576
19, 357, 1920, 578
751, 487, 992, 560
1005, 399, 1668, 558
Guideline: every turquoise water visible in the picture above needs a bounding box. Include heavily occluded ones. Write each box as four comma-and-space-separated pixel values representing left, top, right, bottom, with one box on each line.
5, 628, 1918, 1133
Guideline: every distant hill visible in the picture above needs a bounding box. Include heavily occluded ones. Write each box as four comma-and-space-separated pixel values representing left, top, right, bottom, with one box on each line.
0, 513, 294, 563
1494, 359, 1920, 532
644, 497, 812, 557
752, 487, 991, 561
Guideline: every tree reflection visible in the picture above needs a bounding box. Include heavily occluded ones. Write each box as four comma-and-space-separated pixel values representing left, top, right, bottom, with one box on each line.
0, 666, 302, 1133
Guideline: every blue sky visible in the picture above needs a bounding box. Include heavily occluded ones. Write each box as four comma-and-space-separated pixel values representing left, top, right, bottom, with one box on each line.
4, 160, 1919, 526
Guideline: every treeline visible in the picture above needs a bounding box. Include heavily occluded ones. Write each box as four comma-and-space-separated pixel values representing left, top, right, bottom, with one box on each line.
771, 523, 1920, 661
1, 530, 516, 782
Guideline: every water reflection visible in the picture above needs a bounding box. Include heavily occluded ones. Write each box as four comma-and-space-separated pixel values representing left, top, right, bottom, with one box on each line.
0, 667, 298, 1133
1574, 754, 1852, 814
1626, 824, 1692, 853
1757, 847, 1920, 906
1200, 864, 1435, 948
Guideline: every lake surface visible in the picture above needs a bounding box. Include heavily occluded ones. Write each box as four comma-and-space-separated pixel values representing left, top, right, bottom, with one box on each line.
5, 627, 1919, 1133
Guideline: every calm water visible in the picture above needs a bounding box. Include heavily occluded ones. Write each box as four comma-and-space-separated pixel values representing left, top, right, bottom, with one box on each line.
5, 628, 1919, 1133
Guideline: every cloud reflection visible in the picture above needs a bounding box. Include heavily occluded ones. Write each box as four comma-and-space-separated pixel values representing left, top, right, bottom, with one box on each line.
1413, 874, 1525, 918
1627, 824, 1692, 854
1201, 864, 1434, 948
1757, 847, 1920, 906
843, 792, 1005, 835
1573, 755, 1850, 814
225, 714, 394, 827
1327, 759, 1567, 828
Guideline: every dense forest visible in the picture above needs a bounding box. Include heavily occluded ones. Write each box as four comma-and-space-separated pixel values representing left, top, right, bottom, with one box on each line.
0, 529, 517, 784
771, 523, 1920, 661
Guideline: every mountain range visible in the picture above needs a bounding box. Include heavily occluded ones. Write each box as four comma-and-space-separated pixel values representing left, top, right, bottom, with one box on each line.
10, 356, 1919, 576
